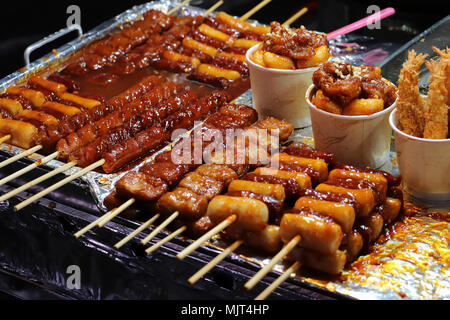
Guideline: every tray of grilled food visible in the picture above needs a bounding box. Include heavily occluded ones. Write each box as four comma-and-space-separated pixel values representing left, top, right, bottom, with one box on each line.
0, 0, 448, 300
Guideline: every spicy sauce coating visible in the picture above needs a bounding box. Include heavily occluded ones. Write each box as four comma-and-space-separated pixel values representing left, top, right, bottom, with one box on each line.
263, 22, 327, 61
312, 60, 398, 113
259, 21, 329, 69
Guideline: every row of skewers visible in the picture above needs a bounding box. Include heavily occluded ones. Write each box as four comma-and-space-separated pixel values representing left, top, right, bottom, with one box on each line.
72, 106, 403, 299
62, 0, 274, 87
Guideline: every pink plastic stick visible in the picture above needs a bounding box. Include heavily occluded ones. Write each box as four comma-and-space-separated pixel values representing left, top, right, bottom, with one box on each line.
327, 7, 395, 40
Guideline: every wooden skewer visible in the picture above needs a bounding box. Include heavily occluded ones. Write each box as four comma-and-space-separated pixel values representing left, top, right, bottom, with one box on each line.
74, 198, 134, 238
254, 261, 302, 300
0, 135, 11, 144
145, 225, 187, 255
114, 214, 160, 249
0, 161, 76, 202
97, 198, 135, 228
176, 214, 237, 260
74, 210, 114, 238
202, 0, 224, 17
95, 207, 118, 226
139, 209, 180, 246
141, 211, 179, 245
14, 159, 105, 211
167, 0, 191, 15
188, 240, 243, 285
0, 151, 58, 187
244, 235, 301, 290
239, 0, 272, 21
0, 144, 42, 169
282, 7, 308, 27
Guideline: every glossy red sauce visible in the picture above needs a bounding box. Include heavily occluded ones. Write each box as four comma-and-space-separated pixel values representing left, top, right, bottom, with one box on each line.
61, 65, 249, 104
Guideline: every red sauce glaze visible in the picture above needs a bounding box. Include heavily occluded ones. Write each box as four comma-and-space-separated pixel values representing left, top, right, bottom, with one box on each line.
262, 21, 328, 64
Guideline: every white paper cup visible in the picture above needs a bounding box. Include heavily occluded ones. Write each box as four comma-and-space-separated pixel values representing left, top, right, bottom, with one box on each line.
306, 84, 397, 169
389, 109, 450, 201
246, 44, 318, 128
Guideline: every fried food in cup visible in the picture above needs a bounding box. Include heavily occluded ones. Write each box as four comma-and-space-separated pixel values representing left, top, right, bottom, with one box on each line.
310, 89, 342, 114
396, 50, 428, 137
299, 45, 330, 69
262, 51, 296, 70
432, 46, 450, 105
342, 98, 384, 116
249, 22, 330, 70
423, 59, 448, 139
310, 60, 397, 115
396, 48, 449, 139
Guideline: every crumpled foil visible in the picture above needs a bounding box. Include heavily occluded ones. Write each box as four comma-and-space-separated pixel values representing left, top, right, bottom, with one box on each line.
0, 0, 448, 300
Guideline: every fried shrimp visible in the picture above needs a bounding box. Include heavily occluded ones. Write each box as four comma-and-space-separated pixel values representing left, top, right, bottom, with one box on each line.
423, 59, 448, 139
396, 50, 428, 137
432, 46, 450, 106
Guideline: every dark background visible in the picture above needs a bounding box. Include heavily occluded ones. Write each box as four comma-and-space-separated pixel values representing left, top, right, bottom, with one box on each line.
0, 0, 447, 78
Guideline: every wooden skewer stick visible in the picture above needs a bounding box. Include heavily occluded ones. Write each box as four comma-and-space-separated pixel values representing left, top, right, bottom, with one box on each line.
239, 0, 272, 21
0, 144, 42, 169
177, 214, 237, 260
254, 261, 302, 300
167, 0, 191, 15
145, 225, 187, 255
244, 235, 301, 290
0, 135, 11, 144
0, 161, 76, 202
97, 198, 135, 228
188, 240, 243, 285
74, 211, 115, 238
114, 213, 160, 249
202, 0, 224, 17
0, 151, 58, 187
95, 207, 118, 226
14, 159, 105, 211
74, 199, 134, 238
281, 7, 308, 27
141, 211, 180, 245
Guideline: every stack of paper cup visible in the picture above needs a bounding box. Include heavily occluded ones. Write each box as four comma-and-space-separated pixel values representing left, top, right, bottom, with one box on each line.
246, 44, 318, 128
389, 109, 450, 201
305, 84, 397, 169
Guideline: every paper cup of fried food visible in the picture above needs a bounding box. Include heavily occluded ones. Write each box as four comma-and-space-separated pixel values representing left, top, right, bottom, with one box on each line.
305, 60, 398, 169
246, 22, 331, 128
390, 110, 450, 201
388, 48, 450, 201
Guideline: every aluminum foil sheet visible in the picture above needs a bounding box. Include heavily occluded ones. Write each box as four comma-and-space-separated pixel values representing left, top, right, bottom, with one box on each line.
0, 0, 448, 300
334, 208, 449, 299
